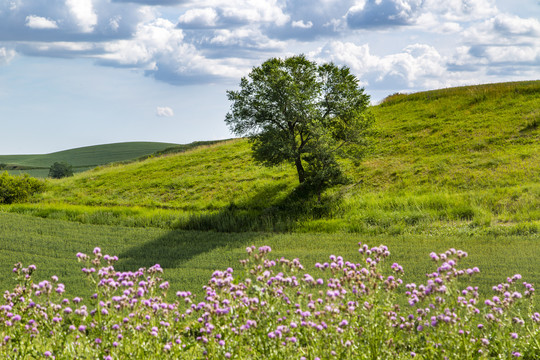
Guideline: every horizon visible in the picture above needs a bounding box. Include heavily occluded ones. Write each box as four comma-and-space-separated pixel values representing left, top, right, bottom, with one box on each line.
1, 0, 539, 154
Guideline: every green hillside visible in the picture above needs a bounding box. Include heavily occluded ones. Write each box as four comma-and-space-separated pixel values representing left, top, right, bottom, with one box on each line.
0, 80, 539, 311
0, 141, 180, 175
3, 81, 539, 235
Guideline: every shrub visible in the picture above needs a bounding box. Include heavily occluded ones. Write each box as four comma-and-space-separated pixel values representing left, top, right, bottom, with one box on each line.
49, 162, 74, 179
1, 244, 538, 359
0, 171, 45, 204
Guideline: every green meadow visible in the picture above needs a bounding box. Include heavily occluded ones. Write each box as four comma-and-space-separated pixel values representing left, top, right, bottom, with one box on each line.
1, 212, 539, 303
0, 141, 198, 177
0, 80, 538, 299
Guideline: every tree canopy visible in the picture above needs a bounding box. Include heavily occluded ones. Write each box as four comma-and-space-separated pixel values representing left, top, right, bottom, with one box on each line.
225, 54, 374, 193
48, 162, 74, 179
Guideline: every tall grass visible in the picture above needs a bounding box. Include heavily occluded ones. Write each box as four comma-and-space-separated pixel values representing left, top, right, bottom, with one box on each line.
1, 212, 538, 302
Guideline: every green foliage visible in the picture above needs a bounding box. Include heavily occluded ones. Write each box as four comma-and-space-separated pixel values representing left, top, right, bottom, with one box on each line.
226, 54, 374, 192
48, 161, 74, 178
0, 172, 45, 204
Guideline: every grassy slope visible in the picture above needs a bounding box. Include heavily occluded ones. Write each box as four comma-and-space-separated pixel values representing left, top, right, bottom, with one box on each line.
333, 81, 540, 234
0, 81, 539, 301
7, 80, 538, 235
1, 212, 539, 302
0, 141, 180, 170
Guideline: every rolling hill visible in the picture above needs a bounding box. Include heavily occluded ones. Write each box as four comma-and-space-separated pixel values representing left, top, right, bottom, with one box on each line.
0, 141, 180, 176
0, 80, 538, 304
3, 80, 538, 235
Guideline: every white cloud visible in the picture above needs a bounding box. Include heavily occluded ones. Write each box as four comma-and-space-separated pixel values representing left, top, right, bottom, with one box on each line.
423, 0, 499, 22
178, 7, 219, 27
491, 14, 540, 37
0, 47, 16, 65
109, 15, 121, 31
459, 13, 540, 67
346, 0, 423, 29
98, 17, 247, 83
291, 20, 313, 29
312, 41, 447, 89
2, 0, 538, 91
25, 15, 59, 29
201, 0, 290, 26
209, 27, 285, 50
66, 0, 98, 33
100, 18, 184, 68
156, 106, 174, 117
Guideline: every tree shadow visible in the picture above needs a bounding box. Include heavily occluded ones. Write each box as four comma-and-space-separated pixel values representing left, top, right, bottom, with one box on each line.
178, 182, 341, 232
117, 229, 261, 270
117, 182, 342, 272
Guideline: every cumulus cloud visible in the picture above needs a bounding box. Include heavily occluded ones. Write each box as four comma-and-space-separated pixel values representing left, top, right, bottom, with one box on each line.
178, 8, 219, 28
291, 20, 313, 29
312, 41, 447, 90
1, 0, 538, 92
0, 47, 16, 65
453, 13, 540, 75
111, 0, 185, 4
216, 0, 290, 26
422, 0, 498, 22
98, 17, 247, 84
25, 15, 59, 29
491, 14, 540, 37
156, 106, 174, 117
66, 0, 98, 33
346, 0, 423, 29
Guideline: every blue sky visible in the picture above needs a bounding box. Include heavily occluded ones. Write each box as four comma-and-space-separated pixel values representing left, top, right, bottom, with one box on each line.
1, 0, 539, 154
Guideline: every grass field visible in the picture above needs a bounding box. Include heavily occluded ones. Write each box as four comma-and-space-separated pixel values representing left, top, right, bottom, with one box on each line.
1, 212, 538, 305
0, 81, 538, 307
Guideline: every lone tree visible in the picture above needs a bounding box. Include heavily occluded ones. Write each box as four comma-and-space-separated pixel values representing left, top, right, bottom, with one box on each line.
48, 162, 74, 179
225, 54, 374, 194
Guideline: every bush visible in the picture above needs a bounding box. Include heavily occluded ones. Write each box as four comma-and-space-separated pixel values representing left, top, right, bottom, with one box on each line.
49, 162, 74, 179
1, 244, 539, 359
0, 172, 45, 204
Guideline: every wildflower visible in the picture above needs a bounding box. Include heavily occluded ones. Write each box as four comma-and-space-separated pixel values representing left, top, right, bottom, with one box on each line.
44, 351, 53, 357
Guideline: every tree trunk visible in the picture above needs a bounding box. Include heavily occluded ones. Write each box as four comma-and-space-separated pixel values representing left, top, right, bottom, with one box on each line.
295, 157, 305, 184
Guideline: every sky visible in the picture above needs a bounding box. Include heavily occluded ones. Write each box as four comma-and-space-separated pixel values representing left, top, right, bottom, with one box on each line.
1, 0, 539, 154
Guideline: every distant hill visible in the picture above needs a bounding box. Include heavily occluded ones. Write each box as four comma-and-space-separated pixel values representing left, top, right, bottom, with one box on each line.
0, 141, 226, 177
4, 80, 539, 234
0, 142, 179, 168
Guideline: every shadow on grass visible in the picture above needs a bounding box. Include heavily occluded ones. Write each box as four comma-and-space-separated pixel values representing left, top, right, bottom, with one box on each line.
117, 229, 262, 270
178, 182, 342, 233
117, 182, 342, 271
